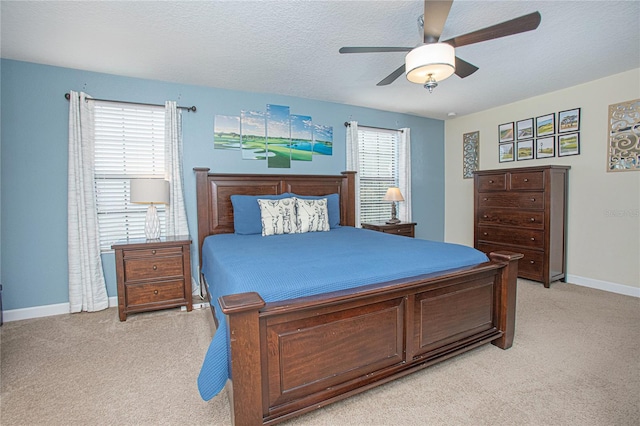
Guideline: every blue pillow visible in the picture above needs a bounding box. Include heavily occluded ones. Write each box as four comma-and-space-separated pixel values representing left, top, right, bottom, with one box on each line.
291, 193, 340, 228
231, 193, 292, 235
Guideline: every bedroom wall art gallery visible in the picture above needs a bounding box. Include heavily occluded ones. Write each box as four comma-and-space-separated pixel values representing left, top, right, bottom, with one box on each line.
498, 107, 581, 163
0, 59, 445, 316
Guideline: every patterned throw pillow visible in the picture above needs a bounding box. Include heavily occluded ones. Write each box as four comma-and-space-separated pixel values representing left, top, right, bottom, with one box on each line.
257, 198, 297, 236
295, 197, 330, 233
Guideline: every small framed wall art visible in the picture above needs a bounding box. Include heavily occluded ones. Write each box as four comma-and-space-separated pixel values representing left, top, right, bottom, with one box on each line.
536, 113, 555, 137
558, 108, 581, 133
516, 118, 534, 140
499, 122, 514, 143
558, 132, 580, 156
499, 142, 515, 163
517, 140, 534, 160
536, 136, 555, 158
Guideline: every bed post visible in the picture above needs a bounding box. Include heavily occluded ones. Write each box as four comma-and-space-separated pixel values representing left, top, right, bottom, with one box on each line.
341, 171, 356, 227
194, 167, 211, 275
489, 251, 523, 350
219, 292, 266, 426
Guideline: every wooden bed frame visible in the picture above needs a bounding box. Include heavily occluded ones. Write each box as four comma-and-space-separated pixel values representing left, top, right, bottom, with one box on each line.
194, 168, 522, 426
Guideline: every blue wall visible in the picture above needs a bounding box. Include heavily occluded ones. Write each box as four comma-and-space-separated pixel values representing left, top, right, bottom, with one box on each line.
0, 59, 444, 311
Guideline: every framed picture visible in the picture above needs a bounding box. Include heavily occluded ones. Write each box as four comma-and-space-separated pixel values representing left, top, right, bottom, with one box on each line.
499, 122, 514, 143
558, 108, 581, 133
516, 118, 534, 140
558, 132, 580, 156
517, 140, 534, 160
536, 113, 555, 137
499, 142, 515, 162
536, 136, 555, 158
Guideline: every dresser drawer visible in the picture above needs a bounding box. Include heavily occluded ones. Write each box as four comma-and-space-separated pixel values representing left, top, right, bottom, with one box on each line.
124, 255, 184, 282
477, 192, 544, 209
510, 171, 544, 190
477, 208, 544, 229
477, 225, 544, 249
477, 173, 507, 192
476, 243, 544, 282
125, 279, 186, 308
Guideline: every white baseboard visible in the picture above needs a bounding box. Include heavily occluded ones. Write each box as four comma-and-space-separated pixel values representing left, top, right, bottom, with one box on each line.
566, 274, 640, 298
3, 276, 636, 322
3, 297, 119, 323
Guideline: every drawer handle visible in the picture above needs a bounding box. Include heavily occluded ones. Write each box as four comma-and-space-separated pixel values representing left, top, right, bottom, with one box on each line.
153, 265, 158, 270
483, 197, 488, 201
152, 250, 156, 255
488, 180, 494, 183
524, 178, 529, 182
154, 290, 158, 295
530, 237, 535, 241
530, 260, 535, 264
530, 218, 535, 222
483, 232, 488, 236
483, 215, 488, 218
530, 198, 536, 202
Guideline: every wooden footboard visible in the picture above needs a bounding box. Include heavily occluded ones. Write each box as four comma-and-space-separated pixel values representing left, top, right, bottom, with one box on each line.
220, 251, 521, 426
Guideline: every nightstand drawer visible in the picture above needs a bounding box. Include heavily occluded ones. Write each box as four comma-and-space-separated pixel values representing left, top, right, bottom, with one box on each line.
382, 224, 414, 237
477, 225, 544, 249
361, 222, 416, 238
124, 255, 184, 281
122, 247, 183, 259
125, 279, 186, 308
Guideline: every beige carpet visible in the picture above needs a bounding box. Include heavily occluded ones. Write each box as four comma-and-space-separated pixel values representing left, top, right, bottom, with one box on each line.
1, 279, 639, 425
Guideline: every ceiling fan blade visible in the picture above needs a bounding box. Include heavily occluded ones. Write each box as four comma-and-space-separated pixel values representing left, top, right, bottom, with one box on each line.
442, 11, 541, 48
339, 46, 413, 54
423, 0, 453, 43
454, 57, 479, 78
377, 64, 406, 86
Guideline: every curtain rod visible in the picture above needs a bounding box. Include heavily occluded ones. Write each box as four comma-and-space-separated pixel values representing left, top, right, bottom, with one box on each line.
344, 122, 403, 133
64, 93, 196, 112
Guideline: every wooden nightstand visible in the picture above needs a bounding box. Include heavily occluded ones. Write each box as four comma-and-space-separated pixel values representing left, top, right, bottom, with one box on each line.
112, 236, 192, 321
361, 222, 417, 238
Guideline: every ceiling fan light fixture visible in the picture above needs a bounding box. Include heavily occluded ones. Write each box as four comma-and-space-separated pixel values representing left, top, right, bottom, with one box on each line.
405, 43, 455, 84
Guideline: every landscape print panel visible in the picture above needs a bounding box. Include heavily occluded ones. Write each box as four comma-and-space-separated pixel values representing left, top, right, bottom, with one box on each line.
241, 110, 267, 160
214, 115, 240, 150
313, 124, 333, 156
267, 104, 291, 168
290, 115, 313, 161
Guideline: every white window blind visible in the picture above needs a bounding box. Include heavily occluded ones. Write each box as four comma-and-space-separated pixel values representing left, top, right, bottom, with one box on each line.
94, 102, 166, 251
357, 127, 400, 223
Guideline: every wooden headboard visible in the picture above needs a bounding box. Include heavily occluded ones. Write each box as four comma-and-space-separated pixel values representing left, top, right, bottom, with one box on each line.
193, 168, 356, 262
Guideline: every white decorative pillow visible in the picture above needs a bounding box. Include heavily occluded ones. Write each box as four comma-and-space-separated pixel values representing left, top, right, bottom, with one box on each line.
295, 197, 330, 233
257, 198, 297, 236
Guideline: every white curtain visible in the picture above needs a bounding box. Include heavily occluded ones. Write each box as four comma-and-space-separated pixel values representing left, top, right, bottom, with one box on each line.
68, 91, 109, 313
398, 128, 412, 222
345, 121, 361, 227
164, 101, 190, 237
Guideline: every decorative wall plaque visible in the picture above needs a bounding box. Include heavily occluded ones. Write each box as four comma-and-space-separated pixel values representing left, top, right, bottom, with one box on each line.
463, 131, 479, 178
608, 99, 639, 171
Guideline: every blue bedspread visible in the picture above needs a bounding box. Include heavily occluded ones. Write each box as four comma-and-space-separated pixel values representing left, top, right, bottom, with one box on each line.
197, 226, 488, 400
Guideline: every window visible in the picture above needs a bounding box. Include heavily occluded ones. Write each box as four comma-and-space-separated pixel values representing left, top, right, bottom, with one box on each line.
93, 102, 166, 251
357, 127, 401, 223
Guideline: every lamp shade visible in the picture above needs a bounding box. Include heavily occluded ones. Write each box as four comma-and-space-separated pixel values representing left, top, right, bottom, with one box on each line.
130, 179, 169, 204
405, 43, 456, 84
383, 187, 404, 202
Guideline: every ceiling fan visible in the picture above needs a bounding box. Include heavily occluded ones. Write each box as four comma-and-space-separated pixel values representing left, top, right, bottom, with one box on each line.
339, 0, 541, 92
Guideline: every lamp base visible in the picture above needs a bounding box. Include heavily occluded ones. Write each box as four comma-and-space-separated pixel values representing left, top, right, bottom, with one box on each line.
145, 204, 161, 240
386, 202, 400, 224
386, 218, 401, 224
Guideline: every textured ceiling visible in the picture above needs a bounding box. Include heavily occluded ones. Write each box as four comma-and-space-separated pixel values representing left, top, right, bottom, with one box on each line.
2, 0, 639, 120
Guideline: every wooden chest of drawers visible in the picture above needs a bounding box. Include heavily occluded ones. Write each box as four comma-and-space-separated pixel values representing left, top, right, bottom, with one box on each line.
474, 166, 569, 287
112, 236, 192, 321
361, 222, 416, 238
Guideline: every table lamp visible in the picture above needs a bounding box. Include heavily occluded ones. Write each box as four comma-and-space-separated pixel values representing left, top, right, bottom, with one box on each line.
383, 187, 404, 224
130, 178, 169, 240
